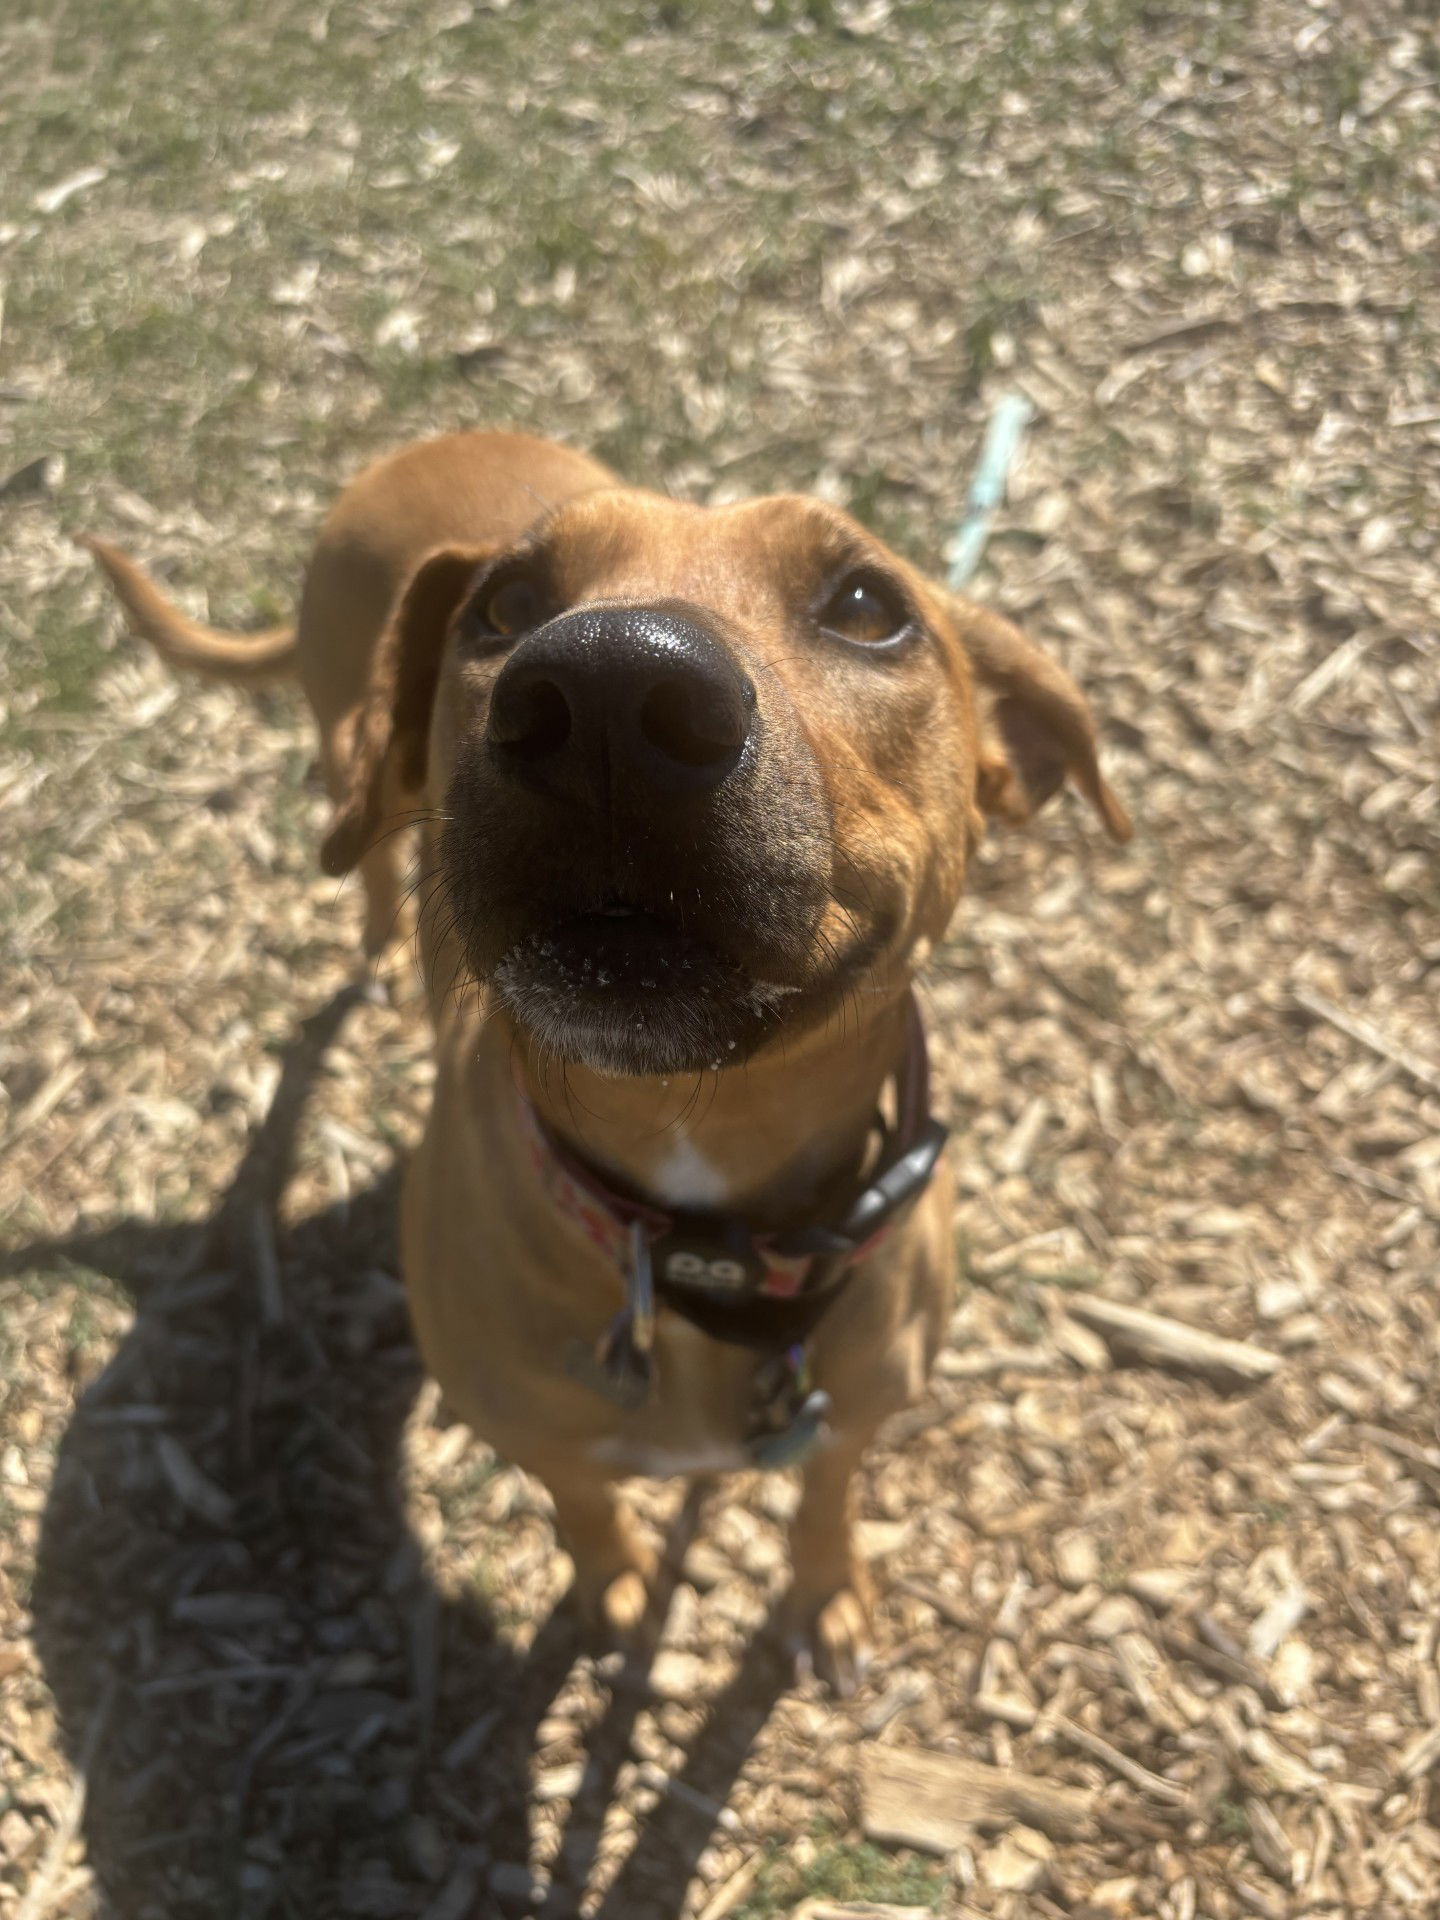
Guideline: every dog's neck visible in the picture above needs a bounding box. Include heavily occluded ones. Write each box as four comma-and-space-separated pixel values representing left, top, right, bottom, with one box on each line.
514, 994, 913, 1226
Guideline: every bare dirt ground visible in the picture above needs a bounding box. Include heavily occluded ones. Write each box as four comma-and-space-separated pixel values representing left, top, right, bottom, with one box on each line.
2, 2, 1438, 1916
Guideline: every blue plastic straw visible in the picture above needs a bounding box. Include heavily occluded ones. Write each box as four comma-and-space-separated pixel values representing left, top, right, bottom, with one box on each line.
945, 391, 1035, 589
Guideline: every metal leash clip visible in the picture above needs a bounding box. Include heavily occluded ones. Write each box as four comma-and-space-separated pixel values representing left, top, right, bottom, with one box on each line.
745, 1344, 832, 1469
566, 1219, 656, 1412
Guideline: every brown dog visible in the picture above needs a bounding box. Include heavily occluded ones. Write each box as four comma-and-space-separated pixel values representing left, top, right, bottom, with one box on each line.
90, 429, 1129, 1690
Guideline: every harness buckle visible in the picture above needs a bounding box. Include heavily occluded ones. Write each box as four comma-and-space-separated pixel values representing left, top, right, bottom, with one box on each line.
771, 1116, 950, 1261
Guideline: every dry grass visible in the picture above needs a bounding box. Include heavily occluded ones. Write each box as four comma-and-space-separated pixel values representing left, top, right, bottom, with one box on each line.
2, 1, 1438, 1916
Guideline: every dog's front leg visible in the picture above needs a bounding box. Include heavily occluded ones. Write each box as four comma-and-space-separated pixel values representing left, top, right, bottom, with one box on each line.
545, 1461, 657, 1644
783, 1428, 876, 1697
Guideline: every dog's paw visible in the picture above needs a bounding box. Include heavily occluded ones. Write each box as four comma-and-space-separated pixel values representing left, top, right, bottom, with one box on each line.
570, 1554, 657, 1650
598, 1566, 653, 1640
786, 1583, 874, 1698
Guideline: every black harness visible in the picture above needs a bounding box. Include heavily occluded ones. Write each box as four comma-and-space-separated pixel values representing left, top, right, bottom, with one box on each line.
524, 994, 948, 1462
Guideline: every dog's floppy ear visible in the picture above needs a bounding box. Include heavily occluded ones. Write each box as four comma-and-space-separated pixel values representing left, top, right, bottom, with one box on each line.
947, 594, 1132, 842
320, 546, 492, 878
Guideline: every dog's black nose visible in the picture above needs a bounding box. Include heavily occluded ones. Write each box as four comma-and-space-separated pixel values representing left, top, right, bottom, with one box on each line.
487, 605, 756, 802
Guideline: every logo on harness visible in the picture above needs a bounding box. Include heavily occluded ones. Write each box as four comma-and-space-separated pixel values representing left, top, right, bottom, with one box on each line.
657, 1241, 756, 1293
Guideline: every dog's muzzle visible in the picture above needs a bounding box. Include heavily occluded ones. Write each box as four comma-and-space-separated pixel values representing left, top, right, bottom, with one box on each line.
442, 600, 832, 1074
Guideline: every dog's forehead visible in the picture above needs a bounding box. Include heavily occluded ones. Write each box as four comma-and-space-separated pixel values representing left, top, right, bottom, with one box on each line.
534, 488, 887, 611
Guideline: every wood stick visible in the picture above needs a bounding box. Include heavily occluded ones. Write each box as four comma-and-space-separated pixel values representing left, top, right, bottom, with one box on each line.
1293, 984, 1440, 1095
1053, 1716, 1190, 1807
895, 1578, 971, 1631
694, 1854, 762, 1920
861, 1746, 1096, 1851
1290, 633, 1374, 712
790, 1905, 935, 1919
1058, 1291, 1279, 1390
1158, 1624, 1281, 1710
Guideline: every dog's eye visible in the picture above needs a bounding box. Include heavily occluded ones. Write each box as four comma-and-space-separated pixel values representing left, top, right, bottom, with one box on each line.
816, 572, 912, 649
476, 572, 548, 639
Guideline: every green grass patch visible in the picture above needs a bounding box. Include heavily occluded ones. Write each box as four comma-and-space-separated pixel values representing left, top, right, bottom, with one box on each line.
734, 1828, 944, 1918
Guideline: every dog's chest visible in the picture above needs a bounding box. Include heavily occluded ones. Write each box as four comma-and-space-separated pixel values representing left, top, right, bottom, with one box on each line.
583, 1318, 752, 1476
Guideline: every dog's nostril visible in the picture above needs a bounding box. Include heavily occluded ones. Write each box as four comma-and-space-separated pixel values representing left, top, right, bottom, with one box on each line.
639, 676, 751, 771
491, 677, 571, 758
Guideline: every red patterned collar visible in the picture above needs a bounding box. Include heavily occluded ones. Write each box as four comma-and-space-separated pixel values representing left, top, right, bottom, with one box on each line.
518, 994, 948, 1355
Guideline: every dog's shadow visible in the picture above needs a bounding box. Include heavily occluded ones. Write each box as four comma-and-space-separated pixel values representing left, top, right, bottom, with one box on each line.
15, 986, 787, 1920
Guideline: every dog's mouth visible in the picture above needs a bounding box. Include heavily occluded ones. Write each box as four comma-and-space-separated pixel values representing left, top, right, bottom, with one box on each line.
490, 902, 804, 1076
512, 905, 721, 994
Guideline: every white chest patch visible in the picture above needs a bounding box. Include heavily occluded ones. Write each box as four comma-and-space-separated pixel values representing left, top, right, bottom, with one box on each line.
649, 1135, 731, 1208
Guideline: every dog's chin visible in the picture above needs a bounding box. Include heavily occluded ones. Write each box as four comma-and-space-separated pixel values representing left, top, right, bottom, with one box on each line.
489, 912, 800, 1077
